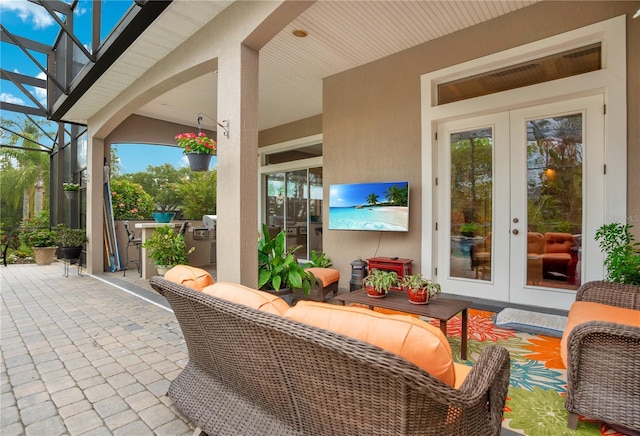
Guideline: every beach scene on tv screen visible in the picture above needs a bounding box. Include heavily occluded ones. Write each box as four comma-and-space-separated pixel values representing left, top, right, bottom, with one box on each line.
329, 181, 409, 231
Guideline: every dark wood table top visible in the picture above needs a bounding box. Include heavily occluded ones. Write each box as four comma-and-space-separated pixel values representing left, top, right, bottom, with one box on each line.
334, 289, 472, 322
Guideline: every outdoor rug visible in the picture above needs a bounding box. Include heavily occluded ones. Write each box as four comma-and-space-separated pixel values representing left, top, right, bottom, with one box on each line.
432, 309, 625, 436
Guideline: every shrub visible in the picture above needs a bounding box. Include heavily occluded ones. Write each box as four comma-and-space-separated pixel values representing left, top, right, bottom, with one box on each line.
18, 211, 57, 247
110, 179, 155, 220
595, 223, 640, 285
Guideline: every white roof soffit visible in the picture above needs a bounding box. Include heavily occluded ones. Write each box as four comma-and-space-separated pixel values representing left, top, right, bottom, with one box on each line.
63, 0, 538, 131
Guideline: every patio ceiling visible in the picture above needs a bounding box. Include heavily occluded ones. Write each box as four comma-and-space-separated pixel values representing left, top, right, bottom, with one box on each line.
61, 0, 538, 132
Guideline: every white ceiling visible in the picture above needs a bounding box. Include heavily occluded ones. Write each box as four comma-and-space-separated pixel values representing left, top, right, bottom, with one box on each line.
64, 0, 538, 133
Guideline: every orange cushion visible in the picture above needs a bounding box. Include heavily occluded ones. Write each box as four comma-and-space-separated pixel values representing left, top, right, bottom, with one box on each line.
164, 265, 214, 291
307, 268, 340, 288
560, 301, 640, 366
453, 363, 472, 389
284, 301, 457, 387
201, 282, 289, 316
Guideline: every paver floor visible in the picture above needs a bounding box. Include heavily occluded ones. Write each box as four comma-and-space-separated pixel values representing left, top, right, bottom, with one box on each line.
1, 263, 195, 436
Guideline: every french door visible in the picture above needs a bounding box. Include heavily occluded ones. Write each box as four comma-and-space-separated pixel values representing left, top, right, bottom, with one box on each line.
437, 96, 604, 309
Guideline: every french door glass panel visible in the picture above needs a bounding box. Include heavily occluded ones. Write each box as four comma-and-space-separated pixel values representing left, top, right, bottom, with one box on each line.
524, 114, 582, 290
449, 128, 493, 281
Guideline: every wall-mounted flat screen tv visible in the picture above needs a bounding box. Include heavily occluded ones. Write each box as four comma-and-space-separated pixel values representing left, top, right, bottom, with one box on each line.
329, 181, 409, 232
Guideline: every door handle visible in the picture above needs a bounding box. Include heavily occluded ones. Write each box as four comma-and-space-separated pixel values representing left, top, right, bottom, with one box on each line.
512, 229, 519, 235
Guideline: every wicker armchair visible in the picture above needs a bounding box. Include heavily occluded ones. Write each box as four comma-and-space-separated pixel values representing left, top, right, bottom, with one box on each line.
564, 281, 640, 433
150, 277, 511, 435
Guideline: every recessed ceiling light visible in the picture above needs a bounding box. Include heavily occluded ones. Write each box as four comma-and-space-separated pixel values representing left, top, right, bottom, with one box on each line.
292, 29, 308, 38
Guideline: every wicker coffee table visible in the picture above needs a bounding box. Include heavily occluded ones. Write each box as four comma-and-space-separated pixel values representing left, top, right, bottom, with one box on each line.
334, 289, 472, 360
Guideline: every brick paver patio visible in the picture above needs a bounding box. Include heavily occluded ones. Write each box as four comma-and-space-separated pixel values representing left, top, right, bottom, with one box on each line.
1, 263, 195, 436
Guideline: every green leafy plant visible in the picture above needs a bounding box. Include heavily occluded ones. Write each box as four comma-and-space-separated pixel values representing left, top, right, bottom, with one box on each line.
258, 223, 314, 294
175, 171, 217, 219
141, 225, 194, 267
110, 179, 155, 220
63, 182, 80, 191
175, 132, 217, 155
460, 222, 480, 236
18, 212, 57, 248
55, 224, 87, 247
306, 250, 333, 268
363, 269, 399, 295
123, 164, 188, 212
400, 274, 441, 298
595, 223, 640, 285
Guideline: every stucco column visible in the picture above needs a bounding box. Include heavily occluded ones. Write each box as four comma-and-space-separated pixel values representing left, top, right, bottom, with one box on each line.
86, 135, 104, 274
216, 44, 259, 287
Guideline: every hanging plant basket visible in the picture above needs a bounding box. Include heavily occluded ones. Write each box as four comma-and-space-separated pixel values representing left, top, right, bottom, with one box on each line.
186, 152, 212, 171
65, 191, 77, 200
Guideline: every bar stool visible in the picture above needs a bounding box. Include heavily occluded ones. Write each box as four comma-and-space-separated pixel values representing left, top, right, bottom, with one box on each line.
123, 220, 142, 277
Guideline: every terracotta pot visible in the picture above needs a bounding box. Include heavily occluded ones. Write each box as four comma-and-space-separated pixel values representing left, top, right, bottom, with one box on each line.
407, 287, 429, 305
365, 285, 386, 298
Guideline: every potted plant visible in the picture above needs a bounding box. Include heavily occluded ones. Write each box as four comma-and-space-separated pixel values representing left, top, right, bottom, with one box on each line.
141, 225, 195, 275
595, 223, 640, 285
362, 269, 399, 298
19, 213, 58, 265
305, 250, 333, 268
63, 182, 80, 199
55, 224, 87, 263
400, 274, 441, 304
258, 223, 315, 305
175, 132, 217, 171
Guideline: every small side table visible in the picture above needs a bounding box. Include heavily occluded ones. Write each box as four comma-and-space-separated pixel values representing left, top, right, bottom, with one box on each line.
367, 257, 413, 278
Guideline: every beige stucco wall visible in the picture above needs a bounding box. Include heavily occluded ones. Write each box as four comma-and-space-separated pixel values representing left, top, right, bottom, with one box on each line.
322, 1, 640, 289
104, 114, 213, 148
259, 114, 323, 146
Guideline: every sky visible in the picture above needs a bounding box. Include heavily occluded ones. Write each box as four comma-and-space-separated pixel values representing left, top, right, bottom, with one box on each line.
0, 0, 210, 174
115, 144, 218, 174
330, 181, 409, 208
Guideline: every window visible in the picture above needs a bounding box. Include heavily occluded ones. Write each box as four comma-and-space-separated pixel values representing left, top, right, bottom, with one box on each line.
437, 43, 601, 105
260, 135, 323, 260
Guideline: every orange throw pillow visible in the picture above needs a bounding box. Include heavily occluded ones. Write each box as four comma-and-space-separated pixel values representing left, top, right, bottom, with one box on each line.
285, 301, 458, 386
164, 265, 214, 291
202, 282, 289, 316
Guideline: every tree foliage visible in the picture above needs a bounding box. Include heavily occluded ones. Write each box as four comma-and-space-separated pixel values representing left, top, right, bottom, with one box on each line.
176, 171, 217, 219
121, 164, 188, 211
110, 179, 155, 220
0, 118, 52, 220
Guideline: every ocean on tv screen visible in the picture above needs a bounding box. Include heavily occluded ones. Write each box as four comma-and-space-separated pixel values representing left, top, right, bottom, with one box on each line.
328, 206, 409, 231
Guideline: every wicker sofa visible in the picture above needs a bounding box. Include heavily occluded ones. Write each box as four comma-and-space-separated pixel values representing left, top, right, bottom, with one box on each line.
561, 281, 640, 433
150, 276, 510, 436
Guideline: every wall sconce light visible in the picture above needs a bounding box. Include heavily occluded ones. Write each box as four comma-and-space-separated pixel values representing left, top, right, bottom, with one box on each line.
197, 113, 230, 139
544, 167, 557, 180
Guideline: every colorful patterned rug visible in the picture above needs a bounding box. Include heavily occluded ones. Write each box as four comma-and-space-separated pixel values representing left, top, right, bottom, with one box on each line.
434, 309, 625, 436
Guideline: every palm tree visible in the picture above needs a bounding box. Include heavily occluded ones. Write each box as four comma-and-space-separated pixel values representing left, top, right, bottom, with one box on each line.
384, 185, 408, 206
0, 118, 51, 219
366, 193, 379, 206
